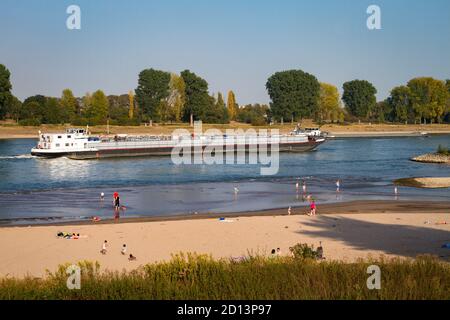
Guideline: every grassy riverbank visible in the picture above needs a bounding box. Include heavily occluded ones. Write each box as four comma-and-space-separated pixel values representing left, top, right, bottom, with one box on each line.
0, 254, 448, 300
1, 122, 450, 139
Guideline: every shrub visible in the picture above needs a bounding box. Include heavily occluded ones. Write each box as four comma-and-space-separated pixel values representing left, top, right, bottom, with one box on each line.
437, 145, 449, 156
289, 243, 320, 260
18, 118, 41, 126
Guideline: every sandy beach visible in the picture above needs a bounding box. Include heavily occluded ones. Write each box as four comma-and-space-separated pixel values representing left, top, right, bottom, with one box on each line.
0, 201, 449, 278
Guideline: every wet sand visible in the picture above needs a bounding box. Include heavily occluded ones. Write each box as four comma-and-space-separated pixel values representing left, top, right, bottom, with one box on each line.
0, 201, 449, 278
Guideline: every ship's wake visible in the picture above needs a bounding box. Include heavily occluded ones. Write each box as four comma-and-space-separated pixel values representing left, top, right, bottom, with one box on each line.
0, 154, 35, 160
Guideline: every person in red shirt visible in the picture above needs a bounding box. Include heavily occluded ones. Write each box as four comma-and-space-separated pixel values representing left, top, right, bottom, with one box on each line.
309, 200, 316, 216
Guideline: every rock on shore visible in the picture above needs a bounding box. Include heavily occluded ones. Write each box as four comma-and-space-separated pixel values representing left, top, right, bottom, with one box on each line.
411, 153, 450, 164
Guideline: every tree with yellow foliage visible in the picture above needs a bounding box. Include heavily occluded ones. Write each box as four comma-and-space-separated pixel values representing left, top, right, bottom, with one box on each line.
227, 90, 237, 120
318, 82, 343, 123
128, 90, 134, 119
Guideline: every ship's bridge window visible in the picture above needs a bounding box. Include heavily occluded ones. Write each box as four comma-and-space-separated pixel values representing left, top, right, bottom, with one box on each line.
56, 144, 60, 147
67, 135, 71, 138
65, 143, 70, 147
58, 136, 62, 139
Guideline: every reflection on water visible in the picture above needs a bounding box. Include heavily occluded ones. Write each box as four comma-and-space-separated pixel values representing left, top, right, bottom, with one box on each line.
36, 157, 94, 181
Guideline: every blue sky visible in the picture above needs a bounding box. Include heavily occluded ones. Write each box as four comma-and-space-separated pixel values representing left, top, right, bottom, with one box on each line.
1, 0, 449, 104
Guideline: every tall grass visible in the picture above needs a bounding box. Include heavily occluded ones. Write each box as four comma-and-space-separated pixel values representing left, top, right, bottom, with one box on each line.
0, 254, 449, 300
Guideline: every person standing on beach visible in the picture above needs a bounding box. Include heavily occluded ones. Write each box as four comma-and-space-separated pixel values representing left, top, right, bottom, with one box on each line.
302, 181, 306, 194
336, 179, 340, 193
309, 199, 316, 216
296, 181, 299, 192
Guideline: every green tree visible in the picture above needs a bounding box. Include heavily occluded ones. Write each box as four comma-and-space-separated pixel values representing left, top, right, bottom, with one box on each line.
216, 92, 225, 109
227, 90, 237, 121
387, 86, 412, 123
0, 64, 12, 119
237, 104, 269, 126
21, 95, 48, 123
205, 92, 229, 124
371, 100, 392, 123
181, 70, 211, 124
135, 68, 170, 121
318, 83, 341, 122
342, 80, 377, 119
7, 95, 22, 122
45, 98, 62, 124
407, 77, 447, 123
266, 70, 320, 123
60, 89, 78, 123
20, 100, 43, 125
85, 90, 109, 124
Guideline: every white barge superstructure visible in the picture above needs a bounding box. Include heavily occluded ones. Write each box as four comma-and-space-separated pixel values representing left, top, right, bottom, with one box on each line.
31, 128, 325, 159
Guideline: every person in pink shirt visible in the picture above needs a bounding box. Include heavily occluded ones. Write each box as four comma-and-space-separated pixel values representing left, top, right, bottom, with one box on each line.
309, 200, 316, 216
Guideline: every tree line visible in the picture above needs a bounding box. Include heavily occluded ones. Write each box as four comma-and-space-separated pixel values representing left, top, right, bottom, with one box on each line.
0, 63, 449, 126
266, 70, 450, 124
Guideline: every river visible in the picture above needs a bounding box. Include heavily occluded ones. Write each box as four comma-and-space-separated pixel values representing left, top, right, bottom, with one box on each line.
0, 136, 449, 225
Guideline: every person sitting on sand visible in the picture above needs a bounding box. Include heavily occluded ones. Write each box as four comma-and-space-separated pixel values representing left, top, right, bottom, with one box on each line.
100, 240, 108, 255
121, 244, 127, 255
276, 248, 282, 256
129, 254, 137, 261
270, 249, 276, 258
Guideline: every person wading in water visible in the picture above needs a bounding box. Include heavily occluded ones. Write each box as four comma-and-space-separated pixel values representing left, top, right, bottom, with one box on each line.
113, 192, 120, 220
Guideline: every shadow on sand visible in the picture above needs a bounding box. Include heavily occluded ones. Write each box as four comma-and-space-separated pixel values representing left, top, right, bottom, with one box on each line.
296, 215, 450, 260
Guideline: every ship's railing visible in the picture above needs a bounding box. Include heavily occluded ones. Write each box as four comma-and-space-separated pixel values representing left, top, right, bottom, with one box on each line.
87, 134, 308, 150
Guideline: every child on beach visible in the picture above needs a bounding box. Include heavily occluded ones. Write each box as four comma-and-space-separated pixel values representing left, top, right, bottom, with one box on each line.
270, 249, 276, 258
121, 244, 127, 255
309, 200, 316, 216
129, 254, 137, 261
100, 240, 108, 254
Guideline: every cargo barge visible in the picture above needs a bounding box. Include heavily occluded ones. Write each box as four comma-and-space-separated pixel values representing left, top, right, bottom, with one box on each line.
31, 128, 325, 159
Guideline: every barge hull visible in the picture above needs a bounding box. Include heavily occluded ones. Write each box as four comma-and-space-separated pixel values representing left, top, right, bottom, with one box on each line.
67, 141, 324, 160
